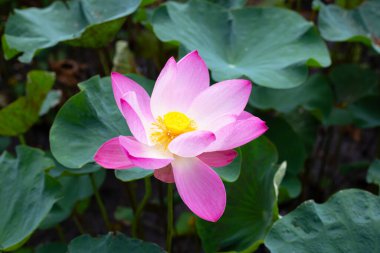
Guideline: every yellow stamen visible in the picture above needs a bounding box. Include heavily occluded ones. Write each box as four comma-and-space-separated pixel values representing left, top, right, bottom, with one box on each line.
151, 112, 196, 149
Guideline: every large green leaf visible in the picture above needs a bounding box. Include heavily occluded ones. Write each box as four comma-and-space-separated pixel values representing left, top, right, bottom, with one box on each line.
323, 107, 354, 126
0, 71, 55, 136
39, 170, 105, 229
348, 95, 380, 128
329, 64, 379, 105
323, 64, 380, 128
152, 0, 330, 88
250, 74, 333, 117
3, 0, 141, 62
0, 146, 60, 251
265, 116, 306, 199
283, 110, 319, 154
214, 148, 242, 182
207, 0, 247, 8
67, 233, 165, 253
316, 0, 380, 53
196, 137, 281, 252
39, 90, 62, 116
115, 168, 153, 182
265, 189, 380, 253
50, 74, 154, 170
367, 159, 380, 187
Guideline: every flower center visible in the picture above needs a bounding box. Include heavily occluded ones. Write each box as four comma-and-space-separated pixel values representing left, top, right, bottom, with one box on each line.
151, 112, 196, 148
163, 112, 191, 134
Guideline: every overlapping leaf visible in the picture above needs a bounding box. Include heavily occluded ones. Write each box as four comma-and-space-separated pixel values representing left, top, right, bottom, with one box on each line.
265, 189, 380, 253
0, 146, 60, 251
214, 148, 242, 182
250, 74, 334, 118
0, 71, 55, 136
196, 137, 283, 252
39, 170, 105, 229
152, 0, 330, 88
329, 64, 378, 104
264, 116, 306, 200
115, 168, 153, 182
50, 74, 153, 172
3, 0, 141, 62
67, 233, 165, 253
323, 64, 380, 128
316, 0, 380, 53
367, 159, 380, 187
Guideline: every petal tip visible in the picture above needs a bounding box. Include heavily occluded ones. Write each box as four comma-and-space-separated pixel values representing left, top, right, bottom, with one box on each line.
179, 50, 207, 68
168, 56, 177, 64
258, 119, 269, 135
229, 149, 239, 160
111, 71, 124, 79
242, 79, 252, 86
199, 202, 226, 223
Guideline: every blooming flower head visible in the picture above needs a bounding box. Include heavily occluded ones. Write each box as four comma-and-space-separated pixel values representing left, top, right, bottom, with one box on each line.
94, 51, 267, 222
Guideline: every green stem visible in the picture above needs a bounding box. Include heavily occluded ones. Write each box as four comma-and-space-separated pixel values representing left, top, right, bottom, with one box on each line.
55, 224, 66, 242
296, 0, 301, 11
97, 48, 111, 76
125, 182, 138, 213
132, 177, 152, 238
73, 214, 86, 234
166, 184, 174, 253
18, 134, 26, 145
89, 173, 111, 230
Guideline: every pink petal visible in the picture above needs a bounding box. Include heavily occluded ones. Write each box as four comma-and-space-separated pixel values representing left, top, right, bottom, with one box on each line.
119, 136, 173, 169
205, 114, 237, 133
168, 130, 216, 157
120, 94, 152, 144
150, 51, 209, 118
94, 137, 134, 169
172, 157, 226, 222
111, 72, 153, 120
188, 79, 251, 129
197, 150, 238, 168
206, 111, 268, 152
154, 165, 175, 183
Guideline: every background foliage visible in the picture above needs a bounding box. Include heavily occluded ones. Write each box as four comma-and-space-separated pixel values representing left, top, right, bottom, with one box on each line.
0, 0, 379, 252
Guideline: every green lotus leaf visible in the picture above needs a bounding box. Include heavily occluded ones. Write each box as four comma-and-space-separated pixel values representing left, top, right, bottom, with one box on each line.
367, 159, 380, 187
50, 74, 154, 185
283, 110, 319, 154
3, 0, 141, 62
0, 146, 60, 251
251, 74, 334, 118
264, 116, 306, 200
115, 168, 153, 182
329, 64, 379, 104
152, 0, 330, 88
196, 136, 282, 252
316, 0, 380, 53
348, 95, 380, 128
39, 90, 62, 116
265, 189, 380, 253
67, 233, 165, 253
0, 70, 55, 136
39, 170, 105, 229
214, 148, 242, 182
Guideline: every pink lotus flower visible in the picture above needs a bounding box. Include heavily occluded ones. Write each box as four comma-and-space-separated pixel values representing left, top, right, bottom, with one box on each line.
94, 51, 267, 222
